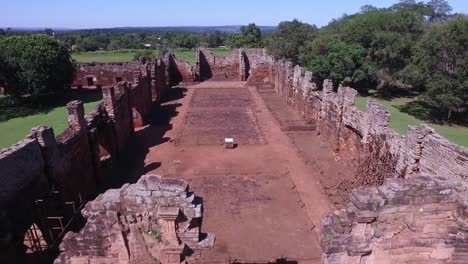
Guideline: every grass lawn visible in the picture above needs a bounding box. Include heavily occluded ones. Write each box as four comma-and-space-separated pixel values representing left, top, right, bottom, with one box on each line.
355, 96, 468, 147
173, 47, 233, 64
0, 92, 102, 149
172, 49, 197, 64
72, 49, 159, 63
72, 48, 233, 64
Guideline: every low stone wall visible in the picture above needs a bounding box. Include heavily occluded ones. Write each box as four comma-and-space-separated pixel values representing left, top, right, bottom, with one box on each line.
55, 175, 214, 264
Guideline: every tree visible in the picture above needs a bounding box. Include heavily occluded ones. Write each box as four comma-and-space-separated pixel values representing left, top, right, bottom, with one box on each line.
207, 31, 225, 48
411, 15, 468, 121
0, 34, 75, 100
427, 0, 453, 21
302, 39, 369, 85
44, 28, 54, 37
360, 5, 378, 13
227, 23, 263, 48
267, 19, 318, 65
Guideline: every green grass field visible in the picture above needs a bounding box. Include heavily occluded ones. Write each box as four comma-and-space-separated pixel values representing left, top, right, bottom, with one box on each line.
355, 96, 468, 147
0, 93, 102, 149
72, 48, 233, 64
72, 49, 160, 63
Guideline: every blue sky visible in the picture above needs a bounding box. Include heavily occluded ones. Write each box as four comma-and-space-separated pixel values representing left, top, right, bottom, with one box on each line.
1, 0, 467, 28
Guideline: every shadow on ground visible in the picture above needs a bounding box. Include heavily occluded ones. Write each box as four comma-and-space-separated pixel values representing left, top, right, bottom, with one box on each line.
113, 87, 187, 186
397, 100, 468, 126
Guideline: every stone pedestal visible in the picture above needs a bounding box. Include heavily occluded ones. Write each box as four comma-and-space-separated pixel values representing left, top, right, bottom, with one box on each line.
159, 207, 180, 245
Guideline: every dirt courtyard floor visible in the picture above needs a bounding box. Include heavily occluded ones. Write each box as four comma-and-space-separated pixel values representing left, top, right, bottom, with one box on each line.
122, 81, 338, 263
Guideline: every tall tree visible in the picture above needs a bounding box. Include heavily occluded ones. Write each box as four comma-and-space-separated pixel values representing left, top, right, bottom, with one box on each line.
0, 34, 75, 100
267, 19, 318, 65
227, 23, 263, 48
427, 0, 453, 21
411, 15, 468, 121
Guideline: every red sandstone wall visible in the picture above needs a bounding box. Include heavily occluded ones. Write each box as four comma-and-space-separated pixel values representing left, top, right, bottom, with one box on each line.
167, 54, 197, 84
72, 62, 144, 88
244, 49, 274, 84
129, 68, 153, 127
0, 54, 172, 259
198, 48, 241, 81
269, 57, 468, 191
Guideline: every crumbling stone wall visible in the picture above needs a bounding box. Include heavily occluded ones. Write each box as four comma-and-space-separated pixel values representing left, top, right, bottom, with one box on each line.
166, 53, 197, 85
321, 176, 468, 263
244, 48, 274, 84
265, 56, 468, 262
73, 61, 145, 88
270, 58, 468, 190
0, 136, 49, 255
197, 48, 242, 81
55, 101, 97, 202
0, 53, 180, 261
152, 58, 170, 102
55, 175, 214, 264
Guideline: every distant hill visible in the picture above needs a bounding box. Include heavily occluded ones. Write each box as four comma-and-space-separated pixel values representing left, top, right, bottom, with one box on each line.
2, 25, 277, 33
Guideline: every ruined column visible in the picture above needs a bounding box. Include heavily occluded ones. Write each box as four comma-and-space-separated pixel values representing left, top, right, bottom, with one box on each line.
159, 207, 180, 245
365, 99, 390, 140
133, 71, 140, 86
102, 85, 116, 119
67, 100, 86, 131
239, 49, 247, 81
150, 60, 158, 102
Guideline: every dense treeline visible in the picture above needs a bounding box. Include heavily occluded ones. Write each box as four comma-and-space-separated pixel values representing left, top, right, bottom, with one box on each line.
55, 31, 230, 51
267, 0, 468, 123
53, 25, 270, 52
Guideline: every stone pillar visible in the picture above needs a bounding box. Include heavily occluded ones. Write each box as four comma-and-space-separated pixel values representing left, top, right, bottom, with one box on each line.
239, 49, 247, 81
323, 79, 334, 95
115, 81, 128, 98
164, 53, 172, 87
150, 61, 158, 102
159, 207, 180, 245
362, 100, 390, 143
133, 71, 140, 85
67, 100, 86, 131
102, 85, 116, 119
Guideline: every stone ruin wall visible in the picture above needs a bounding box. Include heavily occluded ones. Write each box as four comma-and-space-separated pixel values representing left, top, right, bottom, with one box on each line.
55, 175, 214, 264
197, 48, 242, 81
0, 55, 179, 262
243, 48, 275, 84
264, 57, 468, 263
72, 61, 145, 88
166, 53, 198, 85
2, 48, 468, 263
270, 58, 468, 189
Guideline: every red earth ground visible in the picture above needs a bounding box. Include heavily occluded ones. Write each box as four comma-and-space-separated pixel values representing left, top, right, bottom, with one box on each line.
120, 81, 348, 263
